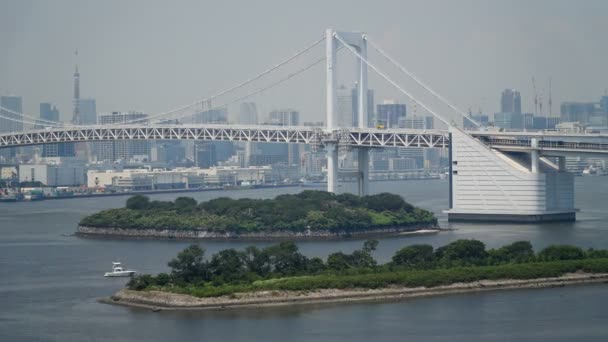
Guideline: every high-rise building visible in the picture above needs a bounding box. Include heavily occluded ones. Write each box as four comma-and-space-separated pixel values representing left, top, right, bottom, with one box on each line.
377, 100, 406, 128
151, 142, 186, 165
336, 85, 353, 128
39, 103, 60, 123
351, 84, 374, 128
399, 116, 434, 130
194, 142, 217, 168
194, 107, 228, 124
267, 109, 299, 126
463, 113, 489, 129
78, 98, 97, 125
97, 112, 150, 161
239, 102, 258, 125
500, 89, 522, 114
560, 102, 599, 125
39, 103, 75, 157
494, 112, 523, 130
253, 109, 300, 167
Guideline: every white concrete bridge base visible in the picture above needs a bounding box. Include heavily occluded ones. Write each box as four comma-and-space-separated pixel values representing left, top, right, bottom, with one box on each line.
445, 127, 576, 223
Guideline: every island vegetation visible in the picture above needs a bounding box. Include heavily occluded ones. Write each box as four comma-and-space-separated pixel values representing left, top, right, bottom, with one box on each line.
124, 239, 608, 300
79, 191, 438, 237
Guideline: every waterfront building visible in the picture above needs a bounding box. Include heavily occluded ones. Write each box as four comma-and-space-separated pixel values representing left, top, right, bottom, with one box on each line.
389, 157, 417, 171
86, 165, 274, 190
18, 159, 86, 186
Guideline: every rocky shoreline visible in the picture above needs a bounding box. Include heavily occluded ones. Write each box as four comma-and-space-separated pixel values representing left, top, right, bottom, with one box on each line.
102, 273, 608, 312
77, 224, 440, 241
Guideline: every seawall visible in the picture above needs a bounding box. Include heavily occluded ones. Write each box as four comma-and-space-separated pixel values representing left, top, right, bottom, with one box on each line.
76, 224, 440, 241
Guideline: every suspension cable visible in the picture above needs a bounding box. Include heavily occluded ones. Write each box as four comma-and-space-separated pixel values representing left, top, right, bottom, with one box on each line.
334, 33, 451, 127
367, 37, 480, 128
0, 105, 69, 127
0, 110, 66, 128
166, 53, 329, 124
122, 36, 326, 125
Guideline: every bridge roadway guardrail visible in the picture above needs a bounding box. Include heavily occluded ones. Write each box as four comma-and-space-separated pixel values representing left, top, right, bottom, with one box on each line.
477, 137, 608, 153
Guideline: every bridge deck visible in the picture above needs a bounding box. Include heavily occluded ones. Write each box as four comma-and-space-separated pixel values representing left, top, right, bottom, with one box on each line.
2, 125, 608, 154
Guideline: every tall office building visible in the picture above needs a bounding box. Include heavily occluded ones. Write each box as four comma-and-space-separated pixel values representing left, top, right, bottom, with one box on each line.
194, 106, 228, 124
239, 102, 258, 125
494, 112, 524, 130
39, 103, 60, 123
501, 89, 522, 114
377, 100, 406, 128
39, 103, 75, 157
399, 116, 434, 129
560, 102, 600, 125
351, 84, 374, 128
97, 112, 150, 161
267, 109, 299, 126
78, 98, 97, 125
336, 85, 353, 128
248, 110, 301, 167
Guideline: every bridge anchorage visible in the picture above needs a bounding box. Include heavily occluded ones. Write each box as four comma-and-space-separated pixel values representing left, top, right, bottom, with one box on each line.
5, 28, 608, 223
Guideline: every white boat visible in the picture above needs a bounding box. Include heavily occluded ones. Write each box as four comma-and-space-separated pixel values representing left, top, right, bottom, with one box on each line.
104, 262, 136, 277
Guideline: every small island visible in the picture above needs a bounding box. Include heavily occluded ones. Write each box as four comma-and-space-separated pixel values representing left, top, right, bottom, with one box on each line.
77, 191, 439, 240
104, 240, 608, 311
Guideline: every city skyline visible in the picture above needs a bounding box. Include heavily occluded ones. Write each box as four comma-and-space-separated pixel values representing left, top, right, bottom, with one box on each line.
2, 0, 608, 125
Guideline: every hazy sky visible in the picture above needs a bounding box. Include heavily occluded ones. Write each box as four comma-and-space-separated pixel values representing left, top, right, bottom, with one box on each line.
1, 0, 607, 126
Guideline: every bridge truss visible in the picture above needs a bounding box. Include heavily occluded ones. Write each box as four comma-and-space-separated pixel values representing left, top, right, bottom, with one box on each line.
0, 125, 450, 150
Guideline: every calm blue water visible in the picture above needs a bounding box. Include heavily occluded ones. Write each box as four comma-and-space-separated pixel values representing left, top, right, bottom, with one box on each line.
1, 178, 607, 341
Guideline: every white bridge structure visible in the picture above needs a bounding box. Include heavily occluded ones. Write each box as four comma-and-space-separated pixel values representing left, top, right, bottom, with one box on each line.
2, 28, 608, 223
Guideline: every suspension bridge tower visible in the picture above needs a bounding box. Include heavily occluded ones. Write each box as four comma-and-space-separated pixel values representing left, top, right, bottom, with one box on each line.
325, 28, 370, 195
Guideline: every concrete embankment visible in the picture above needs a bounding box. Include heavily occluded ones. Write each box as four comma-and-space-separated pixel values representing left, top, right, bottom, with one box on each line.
77, 225, 440, 241
102, 273, 608, 311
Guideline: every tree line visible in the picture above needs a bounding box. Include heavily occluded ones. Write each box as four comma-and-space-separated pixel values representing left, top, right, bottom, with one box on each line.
127, 239, 608, 292
80, 191, 437, 233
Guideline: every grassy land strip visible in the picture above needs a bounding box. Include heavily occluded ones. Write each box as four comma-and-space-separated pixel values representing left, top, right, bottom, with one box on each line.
148, 258, 608, 298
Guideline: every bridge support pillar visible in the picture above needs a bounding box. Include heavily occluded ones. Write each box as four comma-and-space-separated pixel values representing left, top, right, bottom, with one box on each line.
558, 156, 567, 171
326, 143, 339, 193
530, 138, 539, 173
445, 127, 575, 223
357, 148, 370, 196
